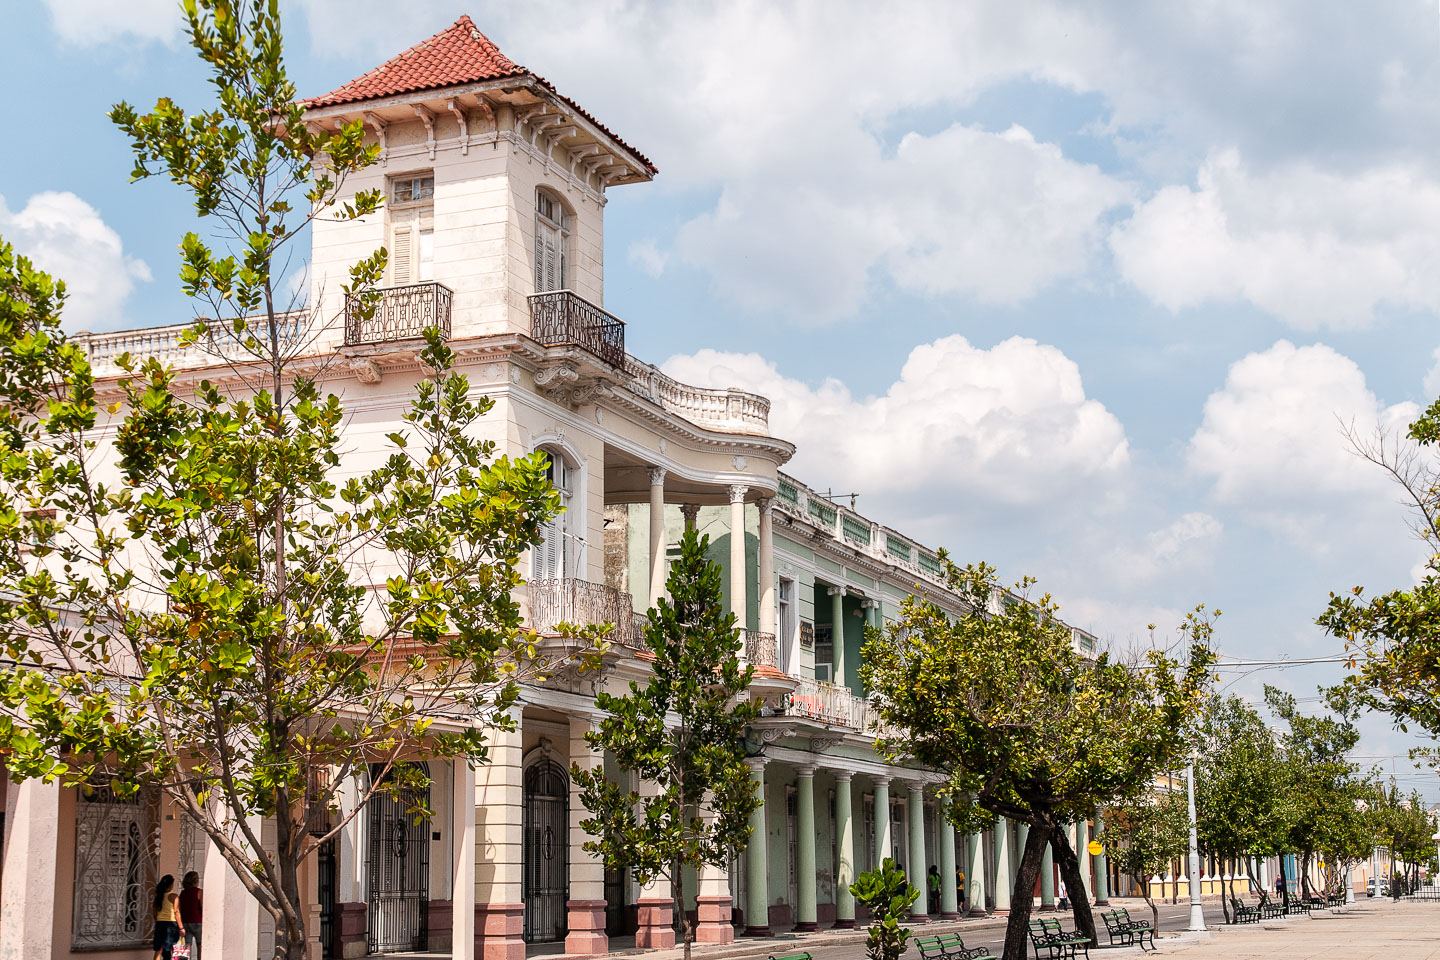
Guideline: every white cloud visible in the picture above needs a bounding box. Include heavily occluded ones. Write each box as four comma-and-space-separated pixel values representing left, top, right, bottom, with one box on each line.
42, 0, 181, 47
0, 192, 152, 332
1112, 149, 1440, 330
1107, 513, 1223, 583
663, 335, 1128, 506
1424, 347, 1440, 401
627, 240, 667, 279
1188, 340, 1418, 514
1057, 597, 1186, 653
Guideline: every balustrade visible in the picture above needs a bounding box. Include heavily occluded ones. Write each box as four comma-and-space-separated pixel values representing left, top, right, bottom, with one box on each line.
346, 281, 453, 346
528, 289, 626, 368
528, 578, 640, 647
742, 629, 778, 667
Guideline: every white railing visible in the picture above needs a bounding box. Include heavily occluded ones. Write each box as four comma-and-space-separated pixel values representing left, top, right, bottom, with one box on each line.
78, 313, 313, 376
622, 355, 771, 435
527, 578, 642, 647
784, 678, 864, 727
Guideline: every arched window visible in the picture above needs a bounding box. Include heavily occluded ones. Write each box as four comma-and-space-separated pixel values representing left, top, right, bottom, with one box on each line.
534, 189, 571, 293
533, 447, 575, 579
72, 782, 158, 950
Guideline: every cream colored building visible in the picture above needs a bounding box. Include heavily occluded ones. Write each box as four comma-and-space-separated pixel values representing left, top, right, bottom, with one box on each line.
0, 17, 1105, 960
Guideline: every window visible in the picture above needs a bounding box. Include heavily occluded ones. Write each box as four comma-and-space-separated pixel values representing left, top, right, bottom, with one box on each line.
391, 176, 434, 204
814, 623, 833, 682
388, 174, 434, 285
72, 783, 158, 950
533, 448, 574, 580
534, 189, 571, 293
777, 578, 795, 672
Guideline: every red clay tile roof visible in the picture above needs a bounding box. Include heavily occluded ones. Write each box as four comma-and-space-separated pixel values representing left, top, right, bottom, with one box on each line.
303, 15, 656, 175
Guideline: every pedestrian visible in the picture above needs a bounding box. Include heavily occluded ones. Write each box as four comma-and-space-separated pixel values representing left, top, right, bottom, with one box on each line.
179, 871, 203, 959
151, 874, 185, 960
957, 868, 966, 910
927, 864, 941, 914
1058, 879, 1069, 911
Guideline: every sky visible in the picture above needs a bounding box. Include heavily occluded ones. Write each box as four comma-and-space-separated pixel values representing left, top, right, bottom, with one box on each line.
3, 0, 1440, 798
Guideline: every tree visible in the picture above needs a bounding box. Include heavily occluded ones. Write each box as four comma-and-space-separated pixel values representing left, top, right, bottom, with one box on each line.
1266, 687, 1369, 902
1193, 695, 1293, 920
1373, 785, 1433, 899
0, 3, 585, 957
852, 859, 919, 960
1319, 400, 1440, 756
1102, 790, 1189, 933
573, 528, 760, 960
860, 560, 1215, 960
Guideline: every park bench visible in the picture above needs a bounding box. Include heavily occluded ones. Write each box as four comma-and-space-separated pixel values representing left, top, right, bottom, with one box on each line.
1115, 908, 1155, 950
1028, 918, 1090, 960
1229, 898, 1261, 924
914, 934, 995, 960
770, 953, 813, 960
1100, 909, 1155, 949
1256, 892, 1284, 919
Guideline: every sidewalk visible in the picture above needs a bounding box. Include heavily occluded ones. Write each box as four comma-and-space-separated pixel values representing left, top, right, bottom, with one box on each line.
1154, 899, 1439, 959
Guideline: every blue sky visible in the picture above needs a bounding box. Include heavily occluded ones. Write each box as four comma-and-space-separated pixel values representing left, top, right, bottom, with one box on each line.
5, 0, 1440, 796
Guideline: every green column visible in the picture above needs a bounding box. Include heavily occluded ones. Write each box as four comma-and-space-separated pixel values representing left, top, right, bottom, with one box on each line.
993, 817, 1012, 914
1093, 814, 1110, 905
967, 828, 988, 917
796, 767, 818, 931
1075, 819, 1090, 903
743, 759, 770, 936
907, 784, 928, 920
1040, 836, 1056, 911
835, 773, 856, 928
829, 586, 846, 687
939, 802, 958, 918
874, 777, 891, 869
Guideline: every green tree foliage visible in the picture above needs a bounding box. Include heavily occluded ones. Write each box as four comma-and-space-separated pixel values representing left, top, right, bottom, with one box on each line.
1102, 791, 1189, 933
861, 560, 1215, 960
573, 529, 760, 960
851, 858, 919, 960
1193, 695, 1293, 919
1319, 399, 1440, 756
1373, 785, 1434, 899
0, 3, 585, 957
1266, 687, 1373, 902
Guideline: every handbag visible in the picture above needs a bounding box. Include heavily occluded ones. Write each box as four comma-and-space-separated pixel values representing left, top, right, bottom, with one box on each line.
172, 944, 191, 960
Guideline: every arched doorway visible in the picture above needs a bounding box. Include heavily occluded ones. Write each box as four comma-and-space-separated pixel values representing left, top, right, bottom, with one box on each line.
523, 756, 570, 942
366, 763, 431, 954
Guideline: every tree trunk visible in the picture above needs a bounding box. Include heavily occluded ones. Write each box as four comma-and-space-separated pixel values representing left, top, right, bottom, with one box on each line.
999, 821, 1052, 960
276, 808, 309, 960
1050, 825, 1096, 945
674, 858, 692, 960
1131, 871, 1160, 933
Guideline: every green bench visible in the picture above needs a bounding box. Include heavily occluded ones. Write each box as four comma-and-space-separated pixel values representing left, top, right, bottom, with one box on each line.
1100, 908, 1156, 949
769, 953, 813, 960
914, 934, 996, 960
1028, 918, 1091, 960
1229, 898, 1261, 924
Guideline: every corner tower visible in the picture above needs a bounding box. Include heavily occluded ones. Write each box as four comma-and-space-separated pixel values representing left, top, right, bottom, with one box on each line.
301, 16, 656, 343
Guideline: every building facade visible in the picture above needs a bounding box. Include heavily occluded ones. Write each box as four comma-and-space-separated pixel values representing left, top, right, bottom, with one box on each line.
0, 18, 1105, 960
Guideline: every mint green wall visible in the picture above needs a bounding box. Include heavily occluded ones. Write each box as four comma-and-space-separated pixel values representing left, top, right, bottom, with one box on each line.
622, 502, 759, 631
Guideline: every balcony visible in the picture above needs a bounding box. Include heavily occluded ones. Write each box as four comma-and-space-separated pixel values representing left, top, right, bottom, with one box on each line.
345, 281, 453, 347
742, 630, 779, 668
528, 289, 626, 368
622, 356, 771, 435
528, 578, 641, 648
779, 678, 895, 738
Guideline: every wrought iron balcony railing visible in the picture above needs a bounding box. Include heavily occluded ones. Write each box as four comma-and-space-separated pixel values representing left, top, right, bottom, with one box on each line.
742, 629, 778, 668
528, 289, 626, 368
345, 281, 453, 347
528, 578, 641, 647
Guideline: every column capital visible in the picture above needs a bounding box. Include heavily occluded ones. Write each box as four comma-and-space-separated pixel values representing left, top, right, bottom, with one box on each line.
756, 497, 774, 516
794, 764, 817, 778
860, 598, 879, 609
827, 585, 847, 597
649, 466, 667, 487
680, 503, 701, 526
871, 775, 891, 787
904, 780, 926, 797
744, 756, 767, 774
833, 770, 853, 784
728, 483, 749, 504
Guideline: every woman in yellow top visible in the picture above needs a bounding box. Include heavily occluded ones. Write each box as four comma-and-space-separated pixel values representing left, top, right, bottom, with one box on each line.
152, 874, 186, 960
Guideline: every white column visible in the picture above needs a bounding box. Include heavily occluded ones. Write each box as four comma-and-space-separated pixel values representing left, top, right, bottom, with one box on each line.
452, 758, 476, 960
566, 716, 608, 954
0, 778, 59, 960
729, 484, 748, 626
873, 777, 891, 870
993, 817, 1012, 914
906, 784, 927, 921
757, 498, 776, 636
648, 467, 667, 605
201, 813, 262, 960
835, 772, 856, 927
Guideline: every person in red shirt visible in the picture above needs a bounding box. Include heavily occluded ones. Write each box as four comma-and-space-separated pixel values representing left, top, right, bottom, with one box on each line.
178, 872, 203, 959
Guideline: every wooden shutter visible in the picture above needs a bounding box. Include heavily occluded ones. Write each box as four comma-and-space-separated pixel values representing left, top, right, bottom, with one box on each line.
392, 226, 413, 284
535, 220, 562, 292
417, 229, 434, 282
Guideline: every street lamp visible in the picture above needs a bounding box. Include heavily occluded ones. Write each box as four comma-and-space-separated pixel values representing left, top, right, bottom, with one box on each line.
1185, 762, 1206, 932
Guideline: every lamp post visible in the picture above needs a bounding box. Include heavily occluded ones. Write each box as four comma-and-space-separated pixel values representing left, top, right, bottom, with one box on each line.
1185, 763, 1206, 931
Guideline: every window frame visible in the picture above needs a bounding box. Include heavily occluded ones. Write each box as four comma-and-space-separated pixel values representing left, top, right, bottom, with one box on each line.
533, 187, 572, 293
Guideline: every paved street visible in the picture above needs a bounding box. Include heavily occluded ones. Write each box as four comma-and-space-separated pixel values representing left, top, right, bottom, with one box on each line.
1154, 899, 1440, 959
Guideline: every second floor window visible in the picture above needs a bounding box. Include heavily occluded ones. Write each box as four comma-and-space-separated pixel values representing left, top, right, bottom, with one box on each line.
389, 174, 434, 285
534, 189, 570, 292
